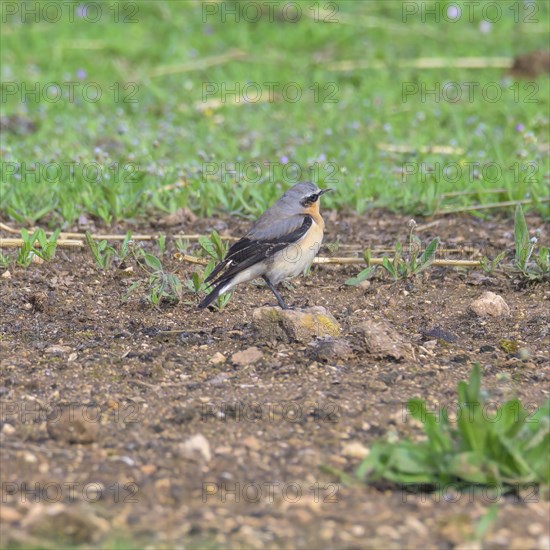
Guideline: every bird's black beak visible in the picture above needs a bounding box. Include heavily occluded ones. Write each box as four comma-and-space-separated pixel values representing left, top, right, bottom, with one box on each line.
319, 188, 333, 196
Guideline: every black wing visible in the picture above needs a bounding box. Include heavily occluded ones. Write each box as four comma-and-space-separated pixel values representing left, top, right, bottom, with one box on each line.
204, 216, 313, 288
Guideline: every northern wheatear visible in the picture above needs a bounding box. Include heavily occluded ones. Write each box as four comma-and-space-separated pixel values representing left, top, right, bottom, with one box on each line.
198, 182, 332, 309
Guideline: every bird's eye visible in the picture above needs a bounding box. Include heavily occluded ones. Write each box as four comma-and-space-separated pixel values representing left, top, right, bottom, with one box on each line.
301, 194, 318, 206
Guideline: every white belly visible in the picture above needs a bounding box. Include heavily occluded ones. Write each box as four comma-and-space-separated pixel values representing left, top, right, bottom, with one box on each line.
220, 261, 266, 294
266, 223, 323, 285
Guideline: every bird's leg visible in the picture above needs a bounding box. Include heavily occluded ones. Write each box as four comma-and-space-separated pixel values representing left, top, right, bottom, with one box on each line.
262, 276, 289, 309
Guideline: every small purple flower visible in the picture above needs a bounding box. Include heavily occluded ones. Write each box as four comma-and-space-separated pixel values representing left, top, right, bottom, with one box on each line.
203, 25, 213, 35
447, 5, 460, 20
479, 20, 491, 33
318, 153, 326, 162
280, 155, 289, 164
76, 68, 87, 80
515, 123, 525, 132
76, 4, 87, 18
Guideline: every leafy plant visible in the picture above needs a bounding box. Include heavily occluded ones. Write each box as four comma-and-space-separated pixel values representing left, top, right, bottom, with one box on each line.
16, 229, 37, 268
199, 230, 228, 262
535, 245, 550, 275
32, 228, 60, 261
514, 204, 549, 280
514, 203, 531, 271
129, 248, 183, 306
0, 251, 11, 269
148, 270, 183, 306
347, 221, 440, 284
174, 238, 189, 254
119, 231, 134, 261
345, 247, 378, 286
187, 230, 233, 310
16, 228, 60, 267
157, 234, 166, 256
472, 505, 499, 544
186, 259, 215, 294
356, 364, 549, 491
480, 251, 506, 274
85, 231, 117, 270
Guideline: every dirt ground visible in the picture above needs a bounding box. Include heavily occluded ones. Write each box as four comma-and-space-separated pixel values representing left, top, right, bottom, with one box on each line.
1, 210, 549, 549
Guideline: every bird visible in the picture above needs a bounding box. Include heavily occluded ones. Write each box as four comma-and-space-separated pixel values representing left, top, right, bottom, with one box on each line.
198, 182, 332, 310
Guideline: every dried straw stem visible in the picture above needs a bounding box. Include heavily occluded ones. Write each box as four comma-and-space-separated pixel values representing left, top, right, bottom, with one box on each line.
0, 238, 84, 249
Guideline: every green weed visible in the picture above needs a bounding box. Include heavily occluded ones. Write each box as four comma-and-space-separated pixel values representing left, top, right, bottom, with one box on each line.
130, 248, 183, 307
187, 231, 233, 310
16, 228, 60, 268
0, 251, 11, 269
356, 365, 549, 490
347, 221, 439, 284
85, 231, 117, 270
514, 204, 549, 280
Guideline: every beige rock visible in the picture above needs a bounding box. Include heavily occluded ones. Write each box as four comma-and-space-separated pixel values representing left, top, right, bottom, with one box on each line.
179, 433, 211, 462
23, 451, 37, 463
375, 524, 400, 540
310, 338, 353, 362
1, 423, 15, 435
253, 306, 341, 343
21, 504, 109, 544
509, 539, 536, 550
356, 320, 413, 361
455, 543, 482, 550
231, 346, 263, 366
45, 345, 72, 356
210, 352, 226, 365
141, 463, 157, 475
242, 435, 262, 451
469, 291, 510, 317
46, 406, 99, 444
31, 254, 44, 264
156, 207, 197, 227
527, 524, 544, 536
0, 506, 22, 523
342, 441, 370, 459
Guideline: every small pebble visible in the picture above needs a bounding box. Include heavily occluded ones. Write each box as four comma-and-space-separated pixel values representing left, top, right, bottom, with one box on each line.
210, 352, 226, 365
1, 423, 15, 435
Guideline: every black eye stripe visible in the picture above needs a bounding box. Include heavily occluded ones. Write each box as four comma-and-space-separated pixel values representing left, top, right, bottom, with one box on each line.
301, 193, 319, 206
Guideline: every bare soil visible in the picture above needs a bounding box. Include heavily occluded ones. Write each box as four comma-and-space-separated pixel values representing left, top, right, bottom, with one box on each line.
1, 211, 549, 549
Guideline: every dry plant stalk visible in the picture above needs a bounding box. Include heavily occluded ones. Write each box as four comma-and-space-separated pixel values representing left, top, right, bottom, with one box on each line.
379, 143, 465, 155
150, 48, 246, 78
174, 254, 481, 269
0, 223, 239, 242
0, 238, 84, 249
328, 57, 513, 71
437, 197, 550, 215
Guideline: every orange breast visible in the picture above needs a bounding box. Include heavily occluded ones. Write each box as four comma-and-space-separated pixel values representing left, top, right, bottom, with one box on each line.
300, 219, 324, 253
304, 201, 325, 231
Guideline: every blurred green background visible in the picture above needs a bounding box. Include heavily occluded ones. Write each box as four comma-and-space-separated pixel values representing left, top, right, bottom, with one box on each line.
1, 0, 549, 226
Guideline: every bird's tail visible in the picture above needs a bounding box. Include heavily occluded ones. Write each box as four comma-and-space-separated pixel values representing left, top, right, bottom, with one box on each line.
197, 280, 229, 309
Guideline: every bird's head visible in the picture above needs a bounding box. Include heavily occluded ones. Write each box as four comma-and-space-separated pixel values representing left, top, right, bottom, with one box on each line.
280, 181, 333, 215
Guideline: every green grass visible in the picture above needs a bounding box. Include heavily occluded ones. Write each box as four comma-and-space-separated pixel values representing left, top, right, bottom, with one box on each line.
356, 364, 550, 490
1, 0, 549, 226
